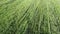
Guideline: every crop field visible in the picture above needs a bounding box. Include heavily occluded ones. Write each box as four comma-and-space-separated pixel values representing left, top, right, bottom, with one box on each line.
0, 0, 60, 34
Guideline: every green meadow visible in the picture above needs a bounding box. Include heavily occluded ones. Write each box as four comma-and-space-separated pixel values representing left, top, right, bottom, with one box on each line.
0, 0, 60, 34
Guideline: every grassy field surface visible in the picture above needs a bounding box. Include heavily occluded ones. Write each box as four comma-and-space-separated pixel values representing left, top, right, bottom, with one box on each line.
0, 0, 60, 34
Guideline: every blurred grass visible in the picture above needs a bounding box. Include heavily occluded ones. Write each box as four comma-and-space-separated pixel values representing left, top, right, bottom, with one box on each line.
0, 0, 60, 34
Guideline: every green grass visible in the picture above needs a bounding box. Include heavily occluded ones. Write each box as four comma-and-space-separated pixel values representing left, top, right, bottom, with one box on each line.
0, 0, 60, 34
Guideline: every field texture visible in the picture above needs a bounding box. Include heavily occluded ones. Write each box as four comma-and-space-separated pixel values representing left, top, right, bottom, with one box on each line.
0, 0, 60, 34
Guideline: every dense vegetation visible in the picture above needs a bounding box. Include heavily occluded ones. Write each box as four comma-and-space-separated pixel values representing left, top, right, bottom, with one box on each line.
0, 0, 60, 34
